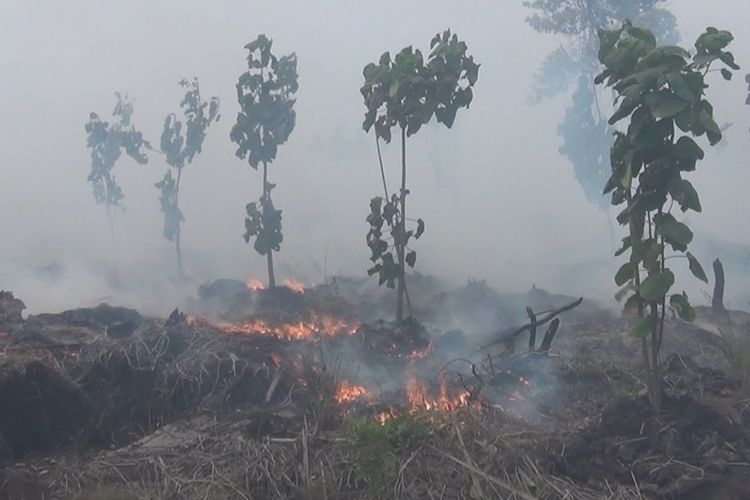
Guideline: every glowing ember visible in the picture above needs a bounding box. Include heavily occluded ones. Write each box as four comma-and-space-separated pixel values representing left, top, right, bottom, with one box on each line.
246, 278, 264, 290
335, 381, 373, 404
282, 278, 305, 293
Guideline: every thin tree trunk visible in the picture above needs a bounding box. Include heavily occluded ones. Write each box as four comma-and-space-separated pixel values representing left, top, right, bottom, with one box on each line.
175, 168, 184, 279
396, 127, 407, 324
375, 136, 389, 199
263, 161, 276, 288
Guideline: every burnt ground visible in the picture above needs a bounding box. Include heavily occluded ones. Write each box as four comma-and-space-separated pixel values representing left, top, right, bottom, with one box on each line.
0, 282, 749, 499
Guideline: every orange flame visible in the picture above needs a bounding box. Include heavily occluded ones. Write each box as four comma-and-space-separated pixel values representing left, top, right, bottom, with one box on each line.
405, 370, 470, 413
246, 278, 264, 290
282, 278, 305, 293
335, 381, 373, 404
218, 314, 359, 341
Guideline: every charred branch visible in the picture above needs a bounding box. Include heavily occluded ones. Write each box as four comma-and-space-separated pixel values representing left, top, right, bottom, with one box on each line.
483, 297, 583, 350
538, 318, 560, 353
712, 258, 726, 314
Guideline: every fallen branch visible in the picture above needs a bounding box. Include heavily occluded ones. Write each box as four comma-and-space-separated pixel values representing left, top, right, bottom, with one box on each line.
483, 297, 583, 350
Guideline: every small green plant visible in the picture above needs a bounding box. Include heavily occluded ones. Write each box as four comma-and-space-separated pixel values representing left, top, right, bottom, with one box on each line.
156, 78, 219, 278
349, 413, 431, 493
230, 34, 298, 288
596, 22, 738, 411
361, 29, 479, 323
84, 93, 149, 230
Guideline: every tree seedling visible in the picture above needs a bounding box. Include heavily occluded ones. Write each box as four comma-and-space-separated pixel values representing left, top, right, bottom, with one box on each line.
361, 29, 479, 323
230, 34, 298, 288
596, 21, 738, 412
156, 78, 220, 278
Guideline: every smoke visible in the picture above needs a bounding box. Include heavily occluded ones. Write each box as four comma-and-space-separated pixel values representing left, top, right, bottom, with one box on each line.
1, 1, 749, 314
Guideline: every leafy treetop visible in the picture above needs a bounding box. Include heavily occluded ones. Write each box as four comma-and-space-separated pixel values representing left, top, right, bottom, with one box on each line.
156, 78, 219, 243
361, 29, 479, 142
230, 34, 299, 169
598, 21, 738, 316
161, 78, 220, 170
84, 93, 149, 207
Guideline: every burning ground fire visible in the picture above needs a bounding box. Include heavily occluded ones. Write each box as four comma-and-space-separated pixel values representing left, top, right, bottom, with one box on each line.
245, 277, 264, 290
184, 282, 534, 426
335, 381, 374, 404
187, 313, 359, 341
245, 277, 306, 293
333, 362, 475, 425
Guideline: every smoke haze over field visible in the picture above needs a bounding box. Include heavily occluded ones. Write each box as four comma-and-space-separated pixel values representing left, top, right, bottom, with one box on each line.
1, 1, 749, 314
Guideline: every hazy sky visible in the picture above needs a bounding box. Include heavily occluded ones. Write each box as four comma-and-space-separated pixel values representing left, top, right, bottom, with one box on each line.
1, 1, 749, 313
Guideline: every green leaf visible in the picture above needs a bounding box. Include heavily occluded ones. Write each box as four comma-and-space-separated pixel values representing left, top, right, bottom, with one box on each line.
615, 237, 631, 257
698, 108, 722, 145
615, 262, 635, 286
665, 73, 697, 102
668, 178, 702, 212
629, 316, 656, 338
631, 239, 661, 271
414, 219, 425, 239
674, 136, 705, 162
670, 292, 696, 322
405, 251, 416, 268
644, 90, 690, 118
686, 252, 708, 283
657, 213, 693, 252
721, 68, 733, 81
639, 269, 675, 301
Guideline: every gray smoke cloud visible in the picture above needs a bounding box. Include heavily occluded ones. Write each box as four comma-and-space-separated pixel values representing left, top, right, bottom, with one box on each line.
1, 0, 749, 314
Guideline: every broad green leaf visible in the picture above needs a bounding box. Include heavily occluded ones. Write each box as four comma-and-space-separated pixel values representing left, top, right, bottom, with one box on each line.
670, 292, 696, 322
674, 136, 705, 161
657, 213, 693, 252
405, 251, 416, 268
686, 252, 708, 283
639, 269, 675, 301
629, 315, 656, 338
615, 236, 631, 257
644, 90, 690, 118
721, 68, 733, 81
414, 219, 425, 239
615, 262, 635, 286
698, 108, 722, 145
665, 73, 696, 102
668, 178, 702, 212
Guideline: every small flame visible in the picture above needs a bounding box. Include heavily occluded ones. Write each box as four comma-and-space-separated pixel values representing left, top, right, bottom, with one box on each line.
220, 314, 359, 340
246, 278, 264, 290
335, 381, 373, 404
283, 278, 305, 293
405, 370, 470, 413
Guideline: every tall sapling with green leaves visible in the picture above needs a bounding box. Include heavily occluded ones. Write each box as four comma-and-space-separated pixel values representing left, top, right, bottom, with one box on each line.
84, 93, 149, 231
157, 78, 220, 278
230, 34, 298, 288
596, 22, 738, 412
362, 29, 479, 323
